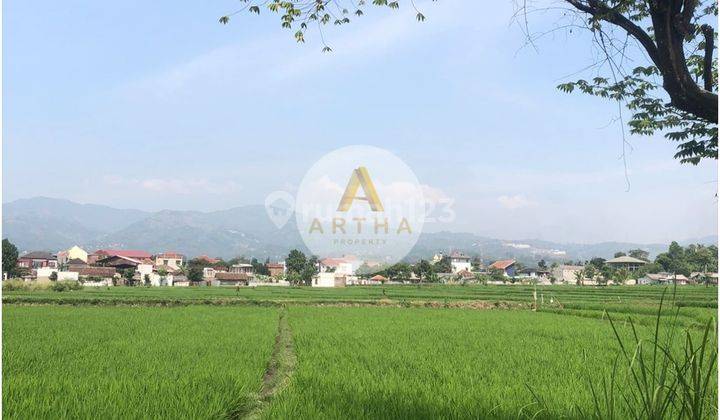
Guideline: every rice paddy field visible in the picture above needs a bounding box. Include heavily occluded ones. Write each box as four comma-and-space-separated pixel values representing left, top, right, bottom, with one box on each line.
3, 285, 718, 419
3, 306, 278, 418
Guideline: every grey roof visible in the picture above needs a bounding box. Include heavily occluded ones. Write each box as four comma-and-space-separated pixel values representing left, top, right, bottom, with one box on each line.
20, 251, 56, 260
606, 256, 648, 264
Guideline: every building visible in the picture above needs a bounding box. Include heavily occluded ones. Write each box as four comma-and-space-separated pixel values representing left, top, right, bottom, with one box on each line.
605, 256, 648, 271
312, 272, 346, 287
369, 274, 388, 284
449, 252, 472, 273
637, 272, 689, 285
267, 262, 286, 277
34, 267, 79, 281
153, 252, 184, 270
489, 259, 516, 277
89, 249, 152, 265
96, 255, 149, 271
319, 257, 355, 276
203, 266, 221, 280
18, 251, 58, 269
689, 272, 719, 285
456, 269, 475, 281
57, 246, 88, 266
172, 275, 190, 286
229, 263, 254, 275
516, 267, 550, 280
66, 258, 88, 271
68, 266, 117, 281
196, 255, 221, 264
551, 265, 585, 284
213, 272, 249, 286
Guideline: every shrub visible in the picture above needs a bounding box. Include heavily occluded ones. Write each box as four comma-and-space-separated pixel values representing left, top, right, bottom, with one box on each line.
2, 280, 30, 292
50, 280, 83, 292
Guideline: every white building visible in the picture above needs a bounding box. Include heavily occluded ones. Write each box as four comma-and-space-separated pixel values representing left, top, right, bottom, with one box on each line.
153, 253, 184, 270
449, 252, 472, 273
229, 263, 254, 274
35, 267, 79, 281
312, 272, 347, 287
319, 257, 355, 276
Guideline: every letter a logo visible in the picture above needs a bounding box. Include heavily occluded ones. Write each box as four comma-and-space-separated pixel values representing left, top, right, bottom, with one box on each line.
337, 167, 384, 212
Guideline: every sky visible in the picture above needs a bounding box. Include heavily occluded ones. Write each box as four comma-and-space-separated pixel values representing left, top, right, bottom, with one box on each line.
3, 0, 718, 244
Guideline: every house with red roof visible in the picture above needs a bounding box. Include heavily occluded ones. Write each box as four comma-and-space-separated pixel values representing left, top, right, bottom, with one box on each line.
319, 257, 355, 276
195, 255, 221, 264
89, 249, 152, 265
489, 259, 517, 277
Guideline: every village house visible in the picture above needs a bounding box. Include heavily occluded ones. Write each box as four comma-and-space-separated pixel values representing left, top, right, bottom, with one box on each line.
313, 271, 347, 287
212, 272, 249, 286
605, 255, 648, 271
66, 258, 89, 271
203, 266, 220, 280
637, 272, 690, 285
551, 265, 585, 284
57, 245, 88, 266
449, 252, 472, 273
489, 259, 516, 277
153, 252, 184, 270
368, 274, 387, 284
88, 249, 152, 265
68, 266, 117, 284
516, 267, 551, 282
34, 267, 79, 281
319, 257, 355, 276
456, 269, 475, 281
266, 262, 286, 277
18, 251, 58, 269
196, 255, 221, 264
690, 272, 719, 284
229, 263, 253, 275
96, 255, 152, 271
171, 275, 190, 286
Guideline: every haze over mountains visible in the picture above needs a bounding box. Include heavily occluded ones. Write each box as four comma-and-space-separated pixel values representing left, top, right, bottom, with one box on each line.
3, 197, 716, 264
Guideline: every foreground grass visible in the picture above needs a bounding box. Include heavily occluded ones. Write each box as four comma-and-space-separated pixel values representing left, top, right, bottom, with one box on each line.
3, 305, 278, 418
264, 306, 717, 419
3, 286, 716, 418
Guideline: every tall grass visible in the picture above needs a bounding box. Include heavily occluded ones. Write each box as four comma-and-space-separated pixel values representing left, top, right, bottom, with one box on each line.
579, 288, 717, 419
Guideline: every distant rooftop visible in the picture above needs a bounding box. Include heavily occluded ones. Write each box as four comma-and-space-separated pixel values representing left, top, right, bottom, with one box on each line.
606, 256, 648, 264
489, 259, 516, 270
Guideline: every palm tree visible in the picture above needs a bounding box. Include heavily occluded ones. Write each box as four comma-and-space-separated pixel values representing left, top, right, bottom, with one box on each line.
574, 270, 584, 286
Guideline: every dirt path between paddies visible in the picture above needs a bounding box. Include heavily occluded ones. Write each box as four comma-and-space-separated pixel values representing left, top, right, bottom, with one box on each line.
228, 307, 297, 419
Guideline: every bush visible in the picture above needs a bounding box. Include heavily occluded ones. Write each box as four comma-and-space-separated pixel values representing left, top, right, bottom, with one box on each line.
50, 280, 83, 292
2, 279, 31, 292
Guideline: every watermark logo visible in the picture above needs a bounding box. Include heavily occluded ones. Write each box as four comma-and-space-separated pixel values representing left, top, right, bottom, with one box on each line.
264, 191, 295, 228
294, 145, 426, 265
337, 167, 384, 212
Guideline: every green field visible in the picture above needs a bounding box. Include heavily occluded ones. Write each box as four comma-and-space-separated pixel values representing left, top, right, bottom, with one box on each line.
3, 285, 717, 418
3, 306, 278, 418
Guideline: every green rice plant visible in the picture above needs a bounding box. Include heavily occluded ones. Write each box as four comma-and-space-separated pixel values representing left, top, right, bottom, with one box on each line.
580, 289, 717, 419
3, 305, 279, 418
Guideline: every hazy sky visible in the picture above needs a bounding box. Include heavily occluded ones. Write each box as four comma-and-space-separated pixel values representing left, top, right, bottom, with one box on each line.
3, 0, 717, 243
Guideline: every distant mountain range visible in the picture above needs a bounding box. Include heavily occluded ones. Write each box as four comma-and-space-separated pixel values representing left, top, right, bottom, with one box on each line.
3, 197, 716, 264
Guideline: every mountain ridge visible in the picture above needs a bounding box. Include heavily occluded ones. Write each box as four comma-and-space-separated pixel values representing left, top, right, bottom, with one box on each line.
3, 197, 716, 263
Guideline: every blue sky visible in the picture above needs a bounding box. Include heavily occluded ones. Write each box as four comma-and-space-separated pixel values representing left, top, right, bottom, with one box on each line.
3, 0, 717, 243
